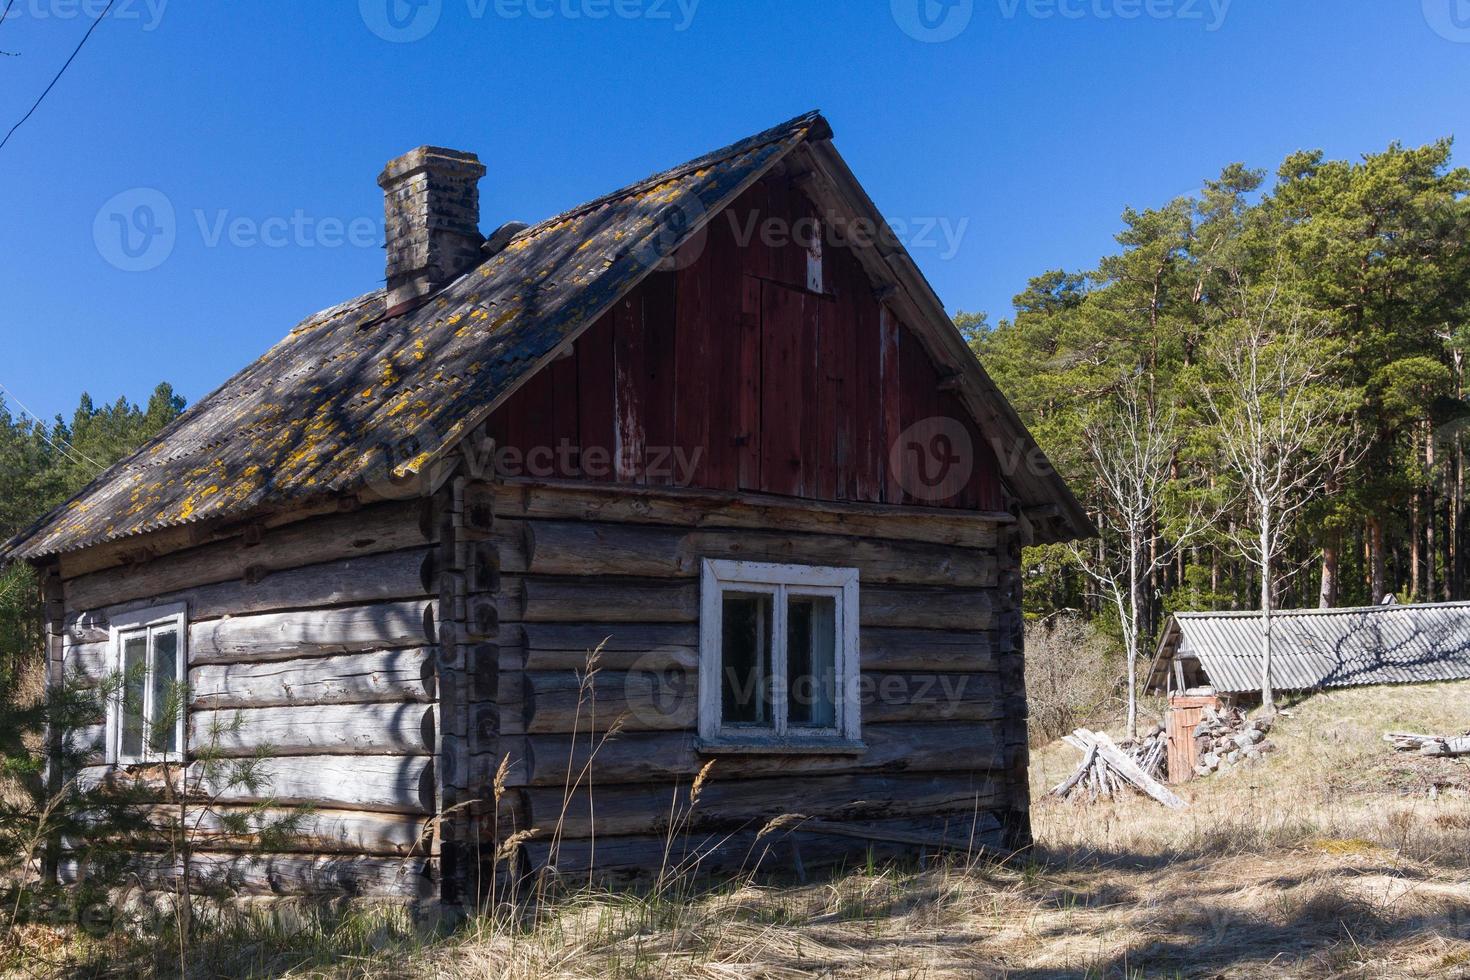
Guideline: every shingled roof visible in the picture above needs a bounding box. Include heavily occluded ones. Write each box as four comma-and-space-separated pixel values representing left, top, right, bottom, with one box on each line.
1147, 602, 1470, 695
6, 111, 1090, 561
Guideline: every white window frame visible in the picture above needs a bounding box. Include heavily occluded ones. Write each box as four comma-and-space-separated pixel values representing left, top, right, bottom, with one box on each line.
698, 559, 861, 749
107, 603, 187, 765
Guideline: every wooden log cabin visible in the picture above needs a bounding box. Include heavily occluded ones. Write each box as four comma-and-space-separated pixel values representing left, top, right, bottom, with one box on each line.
3, 112, 1091, 909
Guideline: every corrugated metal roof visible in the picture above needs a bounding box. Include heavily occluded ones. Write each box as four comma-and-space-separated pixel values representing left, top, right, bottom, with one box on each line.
3, 113, 824, 559
1148, 602, 1470, 694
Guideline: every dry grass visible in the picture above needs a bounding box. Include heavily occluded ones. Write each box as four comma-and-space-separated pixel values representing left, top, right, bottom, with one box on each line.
10, 681, 1470, 978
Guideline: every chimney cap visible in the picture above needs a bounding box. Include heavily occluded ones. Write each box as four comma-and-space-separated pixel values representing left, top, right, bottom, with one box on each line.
378, 146, 486, 188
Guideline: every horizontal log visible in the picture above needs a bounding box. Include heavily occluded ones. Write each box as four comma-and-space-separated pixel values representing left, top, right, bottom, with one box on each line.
516, 520, 997, 588
861, 673, 1003, 724
61, 640, 107, 683
524, 771, 1003, 838
493, 480, 1006, 549
61, 852, 432, 900
66, 548, 433, 637
78, 755, 434, 813
506, 721, 1006, 787
190, 703, 435, 757
56, 495, 347, 581
512, 578, 698, 624
64, 500, 430, 610
500, 669, 697, 735
497, 623, 699, 672
190, 600, 435, 664
860, 587, 991, 631
859, 629, 994, 672
91, 806, 427, 856
522, 813, 1007, 880
190, 648, 435, 709
506, 580, 989, 632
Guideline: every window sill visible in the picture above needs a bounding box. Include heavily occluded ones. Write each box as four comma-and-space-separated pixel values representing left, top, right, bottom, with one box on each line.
696, 738, 867, 757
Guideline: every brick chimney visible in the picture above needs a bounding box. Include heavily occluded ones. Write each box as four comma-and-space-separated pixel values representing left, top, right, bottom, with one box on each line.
378, 146, 487, 311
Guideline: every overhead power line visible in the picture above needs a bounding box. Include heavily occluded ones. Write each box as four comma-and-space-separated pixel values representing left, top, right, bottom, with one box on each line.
0, 0, 116, 152
0, 379, 105, 472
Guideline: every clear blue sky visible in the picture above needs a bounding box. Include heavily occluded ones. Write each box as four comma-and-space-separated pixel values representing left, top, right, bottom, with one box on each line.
1, 0, 1466, 422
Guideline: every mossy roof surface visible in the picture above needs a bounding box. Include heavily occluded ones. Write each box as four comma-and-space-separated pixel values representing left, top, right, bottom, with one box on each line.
7, 112, 825, 559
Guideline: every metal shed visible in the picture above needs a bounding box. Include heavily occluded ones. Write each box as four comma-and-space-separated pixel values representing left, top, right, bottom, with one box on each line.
1147, 601, 1470, 696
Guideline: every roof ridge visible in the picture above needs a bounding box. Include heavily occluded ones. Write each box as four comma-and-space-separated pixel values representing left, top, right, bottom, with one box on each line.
513, 110, 828, 242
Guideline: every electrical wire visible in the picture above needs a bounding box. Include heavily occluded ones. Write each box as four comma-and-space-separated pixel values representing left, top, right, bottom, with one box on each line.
0, 0, 116, 152
0, 380, 105, 472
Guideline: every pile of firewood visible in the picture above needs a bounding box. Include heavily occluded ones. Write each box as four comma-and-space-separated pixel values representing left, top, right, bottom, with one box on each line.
1384, 732, 1470, 757
1194, 707, 1274, 777
1051, 726, 1186, 810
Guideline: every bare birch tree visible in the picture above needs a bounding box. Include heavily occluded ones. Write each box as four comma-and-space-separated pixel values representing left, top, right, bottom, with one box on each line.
1070, 371, 1199, 739
1202, 282, 1360, 712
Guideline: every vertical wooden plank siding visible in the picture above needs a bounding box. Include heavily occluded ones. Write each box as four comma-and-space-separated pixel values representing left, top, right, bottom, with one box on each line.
576, 313, 616, 482
485, 170, 1004, 514
612, 292, 647, 484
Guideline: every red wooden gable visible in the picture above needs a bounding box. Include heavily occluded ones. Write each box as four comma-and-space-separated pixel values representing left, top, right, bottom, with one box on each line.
485, 171, 1004, 512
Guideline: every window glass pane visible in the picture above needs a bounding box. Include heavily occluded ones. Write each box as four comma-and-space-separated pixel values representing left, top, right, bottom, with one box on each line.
721, 592, 773, 727
787, 595, 837, 729
120, 634, 147, 758
150, 628, 179, 754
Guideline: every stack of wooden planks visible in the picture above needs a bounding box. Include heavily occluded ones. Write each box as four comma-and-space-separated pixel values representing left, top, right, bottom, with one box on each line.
1192, 707, 1274, 777
1384, 732, 1470, 757
1051, 727, 1186, 810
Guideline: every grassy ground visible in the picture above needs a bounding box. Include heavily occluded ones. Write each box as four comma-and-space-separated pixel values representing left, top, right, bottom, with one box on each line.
9, 680, 1470, 978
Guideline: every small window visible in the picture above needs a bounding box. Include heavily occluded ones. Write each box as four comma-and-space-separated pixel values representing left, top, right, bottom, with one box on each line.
108, 604, 186, 765
699, 560, 859, 748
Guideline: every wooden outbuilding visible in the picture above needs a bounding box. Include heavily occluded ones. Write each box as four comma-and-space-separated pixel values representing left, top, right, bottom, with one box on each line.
3, 112, 1091, 909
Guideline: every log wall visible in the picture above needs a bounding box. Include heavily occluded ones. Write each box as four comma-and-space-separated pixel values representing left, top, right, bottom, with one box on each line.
54, 478, 1030, 899
56, 498, 443, 904
484, 481, 1023, 878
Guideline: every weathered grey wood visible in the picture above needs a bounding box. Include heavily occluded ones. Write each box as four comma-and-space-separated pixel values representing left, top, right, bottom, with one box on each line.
78, 755, 434, 813
501, 643, 698, 674
797, 813, 1002, 853
1073, 729, 1188, 810
517, 623, 700, 652
524, 771, 1003, 837
862, 672, 1002, 724
511, 578, 699, 624
516, 520, 997, 588
61, 852, 433, 899
64, 500, 430, 610
190, 648, 435, 709
55, 496, 347, 582
190, 600, 434, 664
67, 548, 433, 634
61, 640, 107, 683
860, 588, 992, 631
190, 703, 435, 757
1384, 732, 1470, 756
109, 806, 428, 856
499, 669, 697, 735
493, 480, 1006, 549
859, 629, 994, 672
502, 721, 1006, 787
523, 814, 1008, 879
505, 580, 988, 631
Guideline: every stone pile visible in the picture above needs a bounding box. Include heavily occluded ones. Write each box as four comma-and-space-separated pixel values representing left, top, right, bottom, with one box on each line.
1194, 706, 1275, 777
